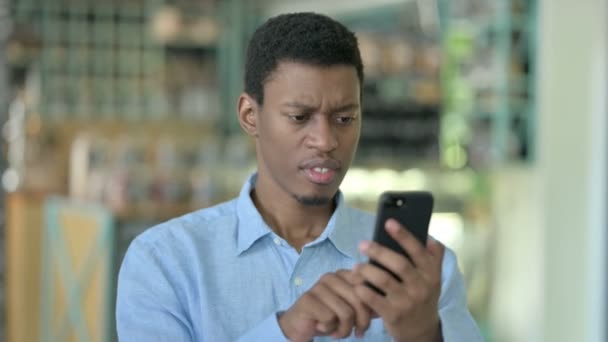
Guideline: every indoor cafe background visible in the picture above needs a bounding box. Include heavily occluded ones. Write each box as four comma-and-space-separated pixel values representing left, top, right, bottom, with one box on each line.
0, 0, 606, 341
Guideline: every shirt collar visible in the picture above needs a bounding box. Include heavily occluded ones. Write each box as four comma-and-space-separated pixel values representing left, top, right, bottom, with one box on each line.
327, 194, 360, 259
235, 174, 273, 255
235, 173, 360, 259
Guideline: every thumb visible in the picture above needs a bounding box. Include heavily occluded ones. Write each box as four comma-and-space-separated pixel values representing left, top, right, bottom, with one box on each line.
427, 235, 445, 258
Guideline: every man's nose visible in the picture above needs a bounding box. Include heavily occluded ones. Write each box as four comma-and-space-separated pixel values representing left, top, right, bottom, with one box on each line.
306, 117, 338, 152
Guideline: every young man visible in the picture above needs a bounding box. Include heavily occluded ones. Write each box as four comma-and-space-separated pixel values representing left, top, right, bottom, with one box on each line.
117, 12, 482, 342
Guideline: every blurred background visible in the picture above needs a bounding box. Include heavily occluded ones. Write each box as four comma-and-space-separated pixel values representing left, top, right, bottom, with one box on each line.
0, 0, 605, 341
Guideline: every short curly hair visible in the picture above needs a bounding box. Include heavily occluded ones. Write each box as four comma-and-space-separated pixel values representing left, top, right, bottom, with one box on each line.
244, 12, 364, 105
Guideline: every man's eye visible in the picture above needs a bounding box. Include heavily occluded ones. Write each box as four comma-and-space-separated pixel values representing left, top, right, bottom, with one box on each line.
336, 116, 355, 124
289, 114, 308, 122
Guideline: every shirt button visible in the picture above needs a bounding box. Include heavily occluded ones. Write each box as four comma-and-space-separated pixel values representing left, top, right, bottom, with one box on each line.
273, 238, 281, 246
294, 277, 303, 286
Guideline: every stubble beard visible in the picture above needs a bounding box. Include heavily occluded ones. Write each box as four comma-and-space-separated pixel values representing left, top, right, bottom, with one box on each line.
293, 194, 333, 206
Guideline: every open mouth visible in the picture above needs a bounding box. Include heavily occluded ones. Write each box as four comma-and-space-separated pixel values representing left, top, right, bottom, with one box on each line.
313, 167, 331, 174
300, 158, 341, 185
304, 166, 338, 185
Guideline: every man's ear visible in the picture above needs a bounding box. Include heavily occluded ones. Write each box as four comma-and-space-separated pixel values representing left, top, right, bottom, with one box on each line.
237, 93, 259, 137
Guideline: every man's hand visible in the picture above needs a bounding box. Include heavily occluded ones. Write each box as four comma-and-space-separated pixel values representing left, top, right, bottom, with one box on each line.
278, 270, 372, 342
353, 218, 445, 342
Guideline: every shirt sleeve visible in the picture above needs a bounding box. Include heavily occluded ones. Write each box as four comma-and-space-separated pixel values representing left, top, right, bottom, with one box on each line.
438, 249, 484, 342
116, 238, 193, 342
236, 312, 289, 342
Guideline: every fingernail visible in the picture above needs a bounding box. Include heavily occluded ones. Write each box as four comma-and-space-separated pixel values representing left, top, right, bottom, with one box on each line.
386, 220, 399, 232
359, 241, 370, 252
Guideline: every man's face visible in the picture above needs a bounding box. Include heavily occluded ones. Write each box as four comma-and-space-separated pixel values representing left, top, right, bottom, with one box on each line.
244, 61, 361, 206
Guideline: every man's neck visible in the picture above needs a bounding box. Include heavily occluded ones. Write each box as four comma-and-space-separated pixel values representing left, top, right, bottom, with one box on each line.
251, 185, 335, 253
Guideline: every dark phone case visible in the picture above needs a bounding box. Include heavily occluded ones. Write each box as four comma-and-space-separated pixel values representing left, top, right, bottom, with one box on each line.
368, 191, 434, 295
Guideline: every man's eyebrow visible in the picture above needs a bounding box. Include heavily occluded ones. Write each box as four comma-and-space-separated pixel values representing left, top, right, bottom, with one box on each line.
331, 103, 360, 113
282, 102, 317, 111
281, 102, 360, 113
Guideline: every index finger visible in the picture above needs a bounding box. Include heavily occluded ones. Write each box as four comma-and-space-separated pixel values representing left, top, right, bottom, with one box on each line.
333, 270, 373, 337
336, 269, 365, 286
385, 218, 430, 267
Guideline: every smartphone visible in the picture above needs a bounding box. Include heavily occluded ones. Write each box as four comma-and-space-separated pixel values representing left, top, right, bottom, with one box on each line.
367, 191, 434, 295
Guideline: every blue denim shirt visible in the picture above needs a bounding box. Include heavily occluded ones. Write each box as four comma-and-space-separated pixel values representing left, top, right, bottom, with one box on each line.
116, 174, 482, 341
